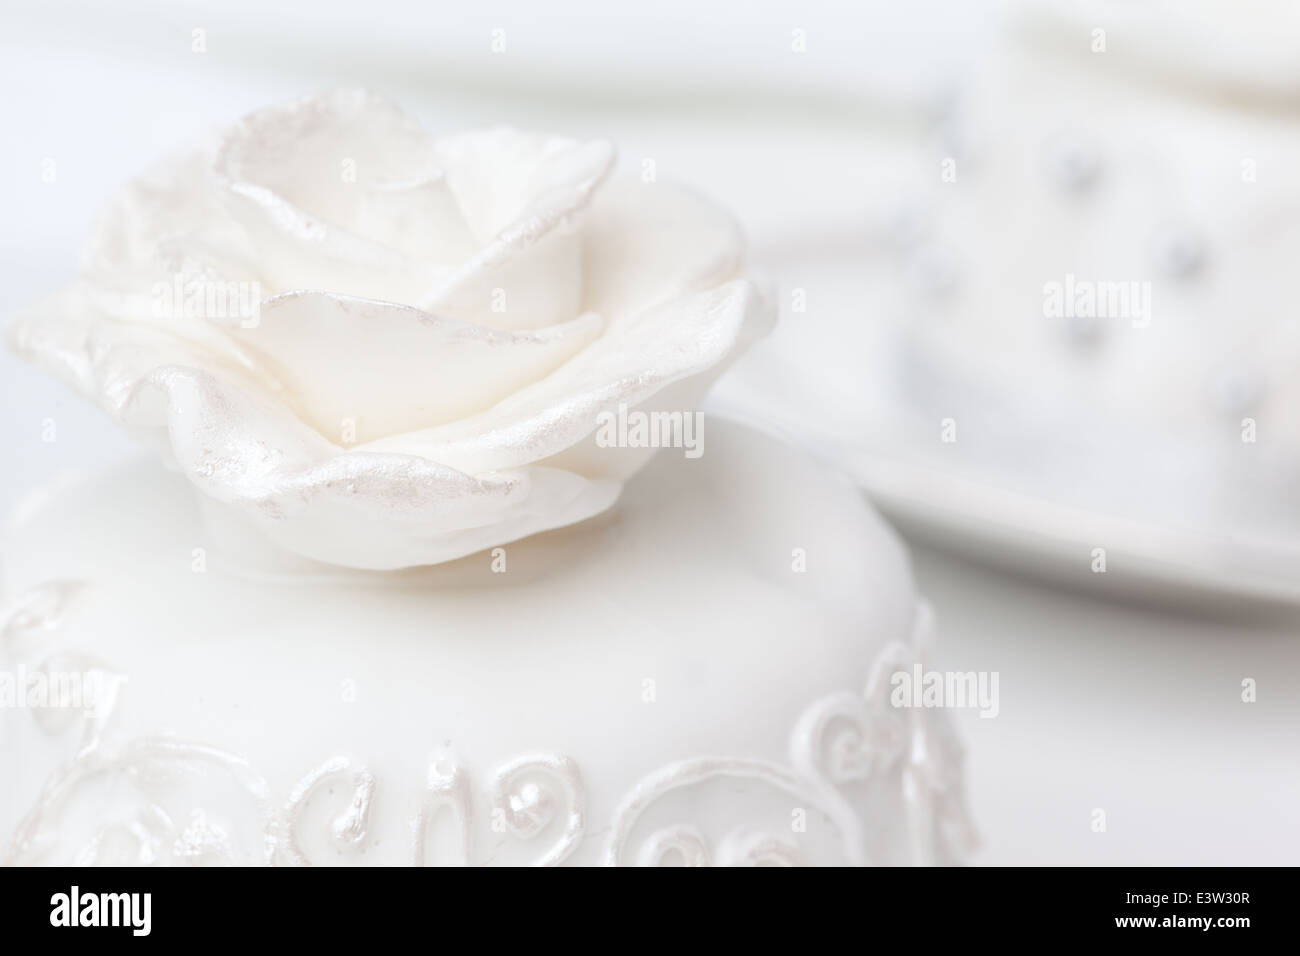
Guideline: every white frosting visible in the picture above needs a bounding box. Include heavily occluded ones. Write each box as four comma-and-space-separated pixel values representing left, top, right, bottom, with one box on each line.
883, 2, 1300, 542
0, 421, 973, 866
6, 90, 771, 570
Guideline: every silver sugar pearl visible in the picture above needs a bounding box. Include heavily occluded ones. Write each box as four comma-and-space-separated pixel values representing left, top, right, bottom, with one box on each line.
1063, 312, 1105, 348
1042, 135, 1103, 194
1151, 225, 1206, 278
1208, 365, 1262, 417
883, 199, 931, 253
905, 244, 960, 300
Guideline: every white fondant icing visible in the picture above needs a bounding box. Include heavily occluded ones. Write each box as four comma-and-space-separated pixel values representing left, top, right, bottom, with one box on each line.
0, 422, 972, 866
6, 90, 773, 571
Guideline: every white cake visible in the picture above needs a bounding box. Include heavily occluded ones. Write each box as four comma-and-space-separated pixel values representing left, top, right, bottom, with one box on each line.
0, 420, 972, 866
1, 91, 972, 865
896, 0, 1300, 550
711, 1, 1300, 595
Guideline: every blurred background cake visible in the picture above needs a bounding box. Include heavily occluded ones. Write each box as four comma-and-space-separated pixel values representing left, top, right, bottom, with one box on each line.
719, 0, 1300, 600
890, 0, 1300, 583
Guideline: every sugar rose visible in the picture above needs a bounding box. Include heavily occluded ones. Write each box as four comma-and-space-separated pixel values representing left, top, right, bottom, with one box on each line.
8, 90, 772, 569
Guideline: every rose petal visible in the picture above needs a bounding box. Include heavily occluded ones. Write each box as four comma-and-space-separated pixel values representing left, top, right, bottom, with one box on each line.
75, 148, 261, 348
356, 278, 774, 473
420, 129, 615, 329
217, 290, 602, 443
120, 366, 620, 569
6, 290, 100, 398
582, 181, 745, 319
6, 288, 267, 416
80, 149, 252, 287
214, 89, 467, 302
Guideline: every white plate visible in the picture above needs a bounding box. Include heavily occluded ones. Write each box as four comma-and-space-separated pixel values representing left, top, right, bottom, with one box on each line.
706, 393, 1300, 611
